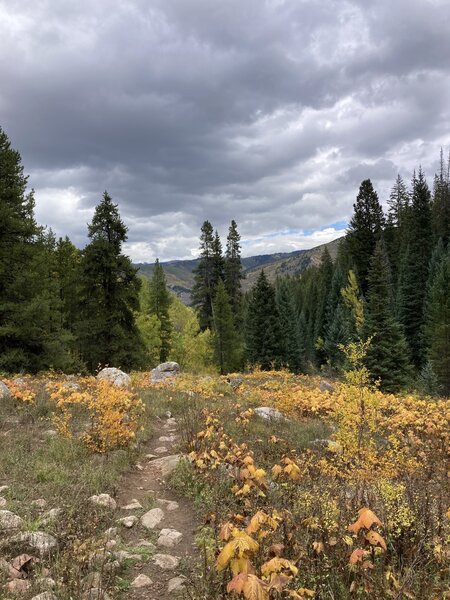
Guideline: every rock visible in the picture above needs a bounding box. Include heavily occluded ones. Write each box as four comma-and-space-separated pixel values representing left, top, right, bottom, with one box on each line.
0, 497, 7, 507
141, 508, 164, 530
0, 510, 23, 530
149, 454, 181, 477
105, 539, 117, 550
150, 362, 180, 384
165, 410, 173, 418
35, 577, 56, 590
96, 367, 131, 388
135, 539, 157, 550
0, 381, 11, 400
31, 498, 48, 509
254, 406, 287, 421
157, 498, 179, 511
117, 516, 138, 528
14, 531, 57, 555
152, 553, 180, 570
145, 454, 158, 460
6, 579, 31, 594
113, 550, 142, 562
30, 593, 58, 600
154, 446, 168, 454
44, 430, 58, 437
319, 379, 335, 393
158, 435, 176, 443
103, 527, 118, 539
157, 528, 183, 548
131, 574, 153, 588
166, 418, 177, 427
82, 571, 102, 589
121, 499, 142, 510
83, 588, 111, 600
168, 576, 186, 592
89, 494, 117, 510
62, 381, 81, 392
41, 508, 62, 524
0, 485, 9, 493
135, 463, 144, 471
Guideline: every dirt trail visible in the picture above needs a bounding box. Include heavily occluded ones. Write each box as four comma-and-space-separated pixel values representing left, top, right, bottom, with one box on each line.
115, 416, 197, 599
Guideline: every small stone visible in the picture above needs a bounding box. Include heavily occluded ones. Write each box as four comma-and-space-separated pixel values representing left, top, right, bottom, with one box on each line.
149, 454, 181, 477
103, 560, 120, 573
158, 435, 176, 442
117, 515, 138, 528
113, 550, 142, 562
165, 410, 173, 418
35, 577, 56, 590
30, 592, 58, 600
82, 571, 101, 589
168, 576, 186, 592
15, 531, 57, 555
105, 540, 117, 550
154, 446, 168, 454
157, 528, 183, 548
145, 454, 157, 460
141, 507, 164, 530
83, 588, 111, 600
166, 418, 177, 427
0, 380, 11, 399
0, 510, 23, 530
157, 498, 179, 511
254, 406, 287, 421
41, 508, 62, 524
7, 579, 31, 594
31, 498, 48, 509
135, 539, 157, 550
89, 494, 117, 510
0, 485, 9, 493
96, 367, 131, 388
319, 379, 335, 393
121, 499, 142, 510
0, 496, 7, 507
152, 553, 180, 570
44, 430, 58, 437
131, 574, 153, 588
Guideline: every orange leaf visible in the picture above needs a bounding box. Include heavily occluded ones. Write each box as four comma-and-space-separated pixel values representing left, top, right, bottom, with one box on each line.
365, 530, 387, 551
228, 572, 248, 594
349, 549, 370, 564
268, 572, 292, 592
269, 543, 285, 556
348, 508, 383, 534
243, 574, 269, 600
219, 521, 235, 541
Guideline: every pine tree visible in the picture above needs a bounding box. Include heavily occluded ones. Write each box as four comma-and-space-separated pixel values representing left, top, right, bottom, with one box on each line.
149, 258, 172, 362
246, 271, 281, 370
425, 246, 450, 395
432, 149, 450, 244
397, 168, 434, 367
212, 279, 240, 374
55, 236, 82, 335
276, 280, 302, 372
78, 191, 145, 371
224, 220, 244, 319
313, 248, 333, 363
346, 179, 385, 292
192, 221, 215, 330
363, 240, 411, 392
385, 175, 410, 288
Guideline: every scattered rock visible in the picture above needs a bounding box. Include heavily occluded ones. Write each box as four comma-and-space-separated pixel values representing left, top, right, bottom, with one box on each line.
131, 574, 153, 588
41, 508, 62, 524
6, 579, 31, 594
96, 367, 131, 388
227, 377, 243, 389
0, 497, 7, 507
157, 498, 179, 511
319, 380, 335, 393
150, 362, 180, 384
105, 540, 117, 550
83, 588, 111, 600
157, 528, 183, 548
135, 463, 144, 470
31, 498, 48, 510
154, 446, 168, 454
0, 510, 23, 530
149, 454, 181, 477
35, 577, 56, 590
152, 553, 180, 570
13, 531, 57, 556
168, 576, 186, 592
121, 499, 142, 510
30, 592, 58, 600
117, 516, 138, 528
82, 571, 102, 589
165, 410, 173, 418
141, 508, 164, 530
165, 418, 177, 428
158, 435, 176, 443
254, 406, 287, 421
103, 527, 118, 539
0, 381, 11, 400
43, 430, 58, 437
145, 454, 157, 460
135, 539, 157, 550
0, 485, 9, 493
89, 494, 117, 510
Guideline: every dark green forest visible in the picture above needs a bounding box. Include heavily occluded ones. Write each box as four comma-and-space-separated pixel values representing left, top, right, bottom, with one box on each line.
1, 127, 449, 395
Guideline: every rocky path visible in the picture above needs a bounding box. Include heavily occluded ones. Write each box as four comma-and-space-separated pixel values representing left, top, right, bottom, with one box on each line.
114, 415, 197, 600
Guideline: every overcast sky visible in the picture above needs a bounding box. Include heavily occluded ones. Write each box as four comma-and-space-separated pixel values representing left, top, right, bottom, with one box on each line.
1, 0, 449, 261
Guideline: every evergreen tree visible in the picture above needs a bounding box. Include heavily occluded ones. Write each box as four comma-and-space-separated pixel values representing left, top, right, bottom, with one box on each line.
212, 279, 240, 374
149, 258, 172, 362
246, 271, 281, 370
313, 248, 333, 363
425, 246, 450, 395
224, 220, 244, 318
212, 230, 225, 288
432, 149, 450, 244
276, 280, 302, 372
363, 240, 411, 392
346, 179, 385, 292
387, 174, 410, 227
78, 192, 145, 371
55, 236, 82, 336
385, 174, 410, 288
192, 221, 215, 330
397, 168, 434, 367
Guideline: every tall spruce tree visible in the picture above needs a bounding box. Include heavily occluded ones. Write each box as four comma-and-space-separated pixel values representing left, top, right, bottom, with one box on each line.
385, 174, 410, 288
363, 240, 411, 392
149, 258, 172, 362
313, 248, 333, 363
346, 179, 385, 292
224, 220, 244, 319
276, 280, 302, 372
78, 192, 144, 371
192, 221, 215, 330
425, 246, 450, 395
246, 271, 281, 370
432, 149, 450, 244
212, 279, 240, 374
397, 168, 434, 368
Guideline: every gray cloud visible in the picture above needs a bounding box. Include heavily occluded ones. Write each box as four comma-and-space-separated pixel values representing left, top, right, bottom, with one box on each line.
1, 0, 449, 261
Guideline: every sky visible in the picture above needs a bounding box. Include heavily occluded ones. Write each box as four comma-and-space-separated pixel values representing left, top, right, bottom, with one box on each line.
1, 0, 449, 262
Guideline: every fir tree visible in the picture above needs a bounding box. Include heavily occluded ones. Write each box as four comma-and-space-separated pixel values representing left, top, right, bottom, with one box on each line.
246, 271, 281, 370
212, 279, 240, 374
346, 179, 385, 292
78, 192, 145, 371
212, 230, 225, 289
432, 149, 450, 244
425, 246, 450, 395
385, 174, 410, 288
192, 221, 215, 330
363, 240, 411, 392
276, 280, 302, 372
149, 258, 172, 362
397, 168, 434, 367
224, 220, 244, 319
313, 248, 333, 363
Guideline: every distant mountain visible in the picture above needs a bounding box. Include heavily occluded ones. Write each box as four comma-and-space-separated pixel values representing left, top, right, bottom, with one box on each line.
135, 237, 342, 303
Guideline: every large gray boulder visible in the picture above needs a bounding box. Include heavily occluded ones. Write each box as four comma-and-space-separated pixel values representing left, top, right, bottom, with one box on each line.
150, 362, 180, 384
96, 368, 131, 388
0, 381, 11, 400
0, 510, 23, 530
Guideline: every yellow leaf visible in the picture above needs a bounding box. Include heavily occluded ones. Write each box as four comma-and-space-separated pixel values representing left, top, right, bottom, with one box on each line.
312, 541, 324, 554
261, 557, 298, 577
230, 557, 253, 576
227, 572, 248, 594
219, 521, 235, 541
272, 464, 283, 477
243, 574, 269, 600
217, 540, 235, 571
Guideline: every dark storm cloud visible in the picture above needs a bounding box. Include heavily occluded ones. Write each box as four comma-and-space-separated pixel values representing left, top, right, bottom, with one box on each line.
0, 0, 449, 260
